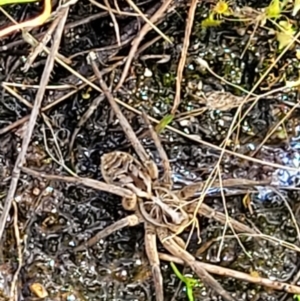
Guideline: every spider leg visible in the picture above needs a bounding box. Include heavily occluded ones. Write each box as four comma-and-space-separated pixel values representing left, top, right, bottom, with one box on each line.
91, 58, 156, 176
157, 228, 237, 301
144, 223, 164, 301
187, 202, 258, 234
141, 111, 172, 188
176, 178, 271, 200
75, 214, 143, 251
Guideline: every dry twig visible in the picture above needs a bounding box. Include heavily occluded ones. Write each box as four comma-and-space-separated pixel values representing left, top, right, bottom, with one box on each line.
9, 201, 24, 301
125, 0, 172, 44
171, 0, 198, 114
0, 0, 52, 38
0, 7, 70, 241
104, 0, 121, 46
159, 253, 300, 294
115, 0, 173, 90
23, 12, 66, 72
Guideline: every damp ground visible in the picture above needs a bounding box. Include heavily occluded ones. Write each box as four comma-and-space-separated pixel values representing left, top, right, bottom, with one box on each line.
1, 0, 300, 301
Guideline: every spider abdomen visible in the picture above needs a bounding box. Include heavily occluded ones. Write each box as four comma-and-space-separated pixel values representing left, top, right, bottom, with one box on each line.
101, 151, 149, 192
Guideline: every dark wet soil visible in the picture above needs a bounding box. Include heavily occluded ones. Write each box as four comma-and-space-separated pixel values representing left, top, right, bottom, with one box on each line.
1, 0, 300, 300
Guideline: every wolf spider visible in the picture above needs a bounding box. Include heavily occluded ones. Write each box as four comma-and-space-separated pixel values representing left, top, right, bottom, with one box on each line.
75, 56, 237, 301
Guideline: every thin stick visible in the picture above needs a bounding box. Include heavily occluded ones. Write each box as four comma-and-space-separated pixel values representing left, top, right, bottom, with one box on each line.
90, 54, 151, 164
0, 12, 107, 52
0, 8, 69, 241
216, 166, 251, 259
188, 202, 259, 235
88, 0, 139, 16
23, 12, 63, 72
268, 187, 300, 243
125, 0, 172, 44
115, 0, 173, 90
69, 94, 106, 154
20, 166, 134, 198
171, 0, 197, 114
220, 233, 300, 253
104, 0, 121, 46
0, 115, 30, 136
0, 61, 120, 138
159, 253, 300, 294
10, 201, 24, 301
251, 102, 299, 156
2, 85, 33, 108
0, 0, 52, 38
141, 111, 172, 186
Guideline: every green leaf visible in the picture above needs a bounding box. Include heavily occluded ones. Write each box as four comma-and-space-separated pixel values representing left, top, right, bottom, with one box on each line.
201, 13, 223, 28
276, 20, 296, 50
265, 0, 287, 19
294, 294, 300, 301
0, 0, 38, 5
170, 262, 202, 301
155, 114, 174, 133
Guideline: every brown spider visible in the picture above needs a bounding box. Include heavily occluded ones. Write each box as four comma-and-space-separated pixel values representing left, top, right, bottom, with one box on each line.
74, 53, 237, 301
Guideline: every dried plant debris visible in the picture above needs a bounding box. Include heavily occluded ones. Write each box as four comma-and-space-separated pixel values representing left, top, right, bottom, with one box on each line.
196, 91, 256, 111
1, 0, 300, 301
